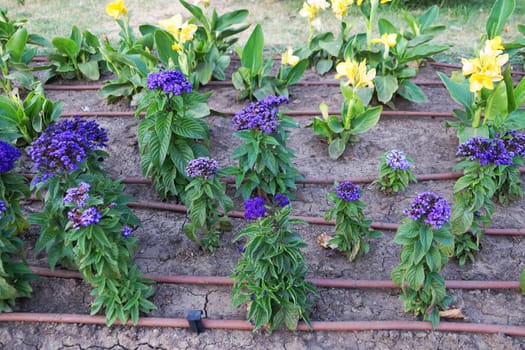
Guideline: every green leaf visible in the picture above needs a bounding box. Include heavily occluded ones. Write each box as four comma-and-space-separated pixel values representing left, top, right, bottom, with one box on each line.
6, 27, 28, 62
241, 24, 264, 74
327, 115, 344, 133
155, 112, 173, 165
78, 61, 100, 80
486, 0, 515, 39
52, 37, 80, 61
328, 138, 346, 159
406, 264, 425, 290
351, 106, 382, 135
438, 72, 473, 114
172, 117, 207, 139
154, 30, 178, 66
215, 9, 249, 31
286, 59, 308, 86
458, 126, 489, 144
484, 81, 507, 123
180, 0, 209, 29
397, 80, 427, 103
520, 269, 525, 294
316, 59, 333, 75
374, 75, 398, 104
502, 109, 525, 131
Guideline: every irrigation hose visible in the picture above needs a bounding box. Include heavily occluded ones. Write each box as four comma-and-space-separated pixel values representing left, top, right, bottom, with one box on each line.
29, 266, 520, 290
59, 110, 455, 118
1, 312, 525, 336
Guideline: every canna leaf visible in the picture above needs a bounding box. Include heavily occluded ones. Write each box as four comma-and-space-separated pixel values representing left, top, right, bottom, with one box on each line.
486, 0, 515, 39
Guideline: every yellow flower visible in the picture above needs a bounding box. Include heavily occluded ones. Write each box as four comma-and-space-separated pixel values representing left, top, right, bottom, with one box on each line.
106, 0, 127, 20
335, 58, 376, 88
371, 33, 397, 48
331, 0, 353, 20
180, 23, 198, 42
281, 47, 300, 67
461, 40, 508, 92
193, 0, 210, 6
159, 14, 183, 36
171, 42, 180, 52
159, 14, 197, 49
356, 0, 390, 6
300, 0, 329, 24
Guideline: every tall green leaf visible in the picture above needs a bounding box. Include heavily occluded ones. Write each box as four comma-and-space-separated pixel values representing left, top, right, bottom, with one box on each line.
486, 0, 515, 39
241, 24, 264, 74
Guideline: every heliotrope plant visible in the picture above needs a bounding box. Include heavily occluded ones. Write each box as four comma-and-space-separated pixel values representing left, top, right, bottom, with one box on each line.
324, 181, 382, 261
135, 69, 210, 199
451, 132, 525, 265
183, 157, 233, 251
231, 196, 318, 333
61, 179, 155, 326
0, 140, 33, 313
226, 95, 303, 200
310, 58, 382, 159
391, 192, 453, 329
27, 117, 109, 269
372, 149, 417, 193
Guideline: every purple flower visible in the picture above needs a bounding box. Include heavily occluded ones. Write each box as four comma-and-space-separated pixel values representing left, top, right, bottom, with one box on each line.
185, 157, 218, 179
273, 193, 290, 207
147, 70, 192, 95
404, 192, 451, 229
0, 200, 6, 216
335, 181, 361, 202
385, 149, 411, 170
63, 182, 91, 207
232, 95, 289, 134
67, 206, 101, 230
502, 131, 525, 158
457, 137, 513, 166
122, 225, 133, 238
244, 197, 266, 219
0, 141, 22, 173
27, 117, 108, 183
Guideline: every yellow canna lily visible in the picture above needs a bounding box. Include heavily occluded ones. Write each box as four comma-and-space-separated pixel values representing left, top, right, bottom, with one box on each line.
106, 0, 127, 20
159, 14, 197, 51
331, 0, 353, 20
483, 36, 504, 56
356, 0, 391, 6
193, 0, 210, 6
159, 14, 183, 36
300, 0, 329, 23
281, 47, 300, 67
335, 58, 376, 88
371, 33, 397, 48
461, 39, 508, 92
179, 23, 198, 42
469, 73, 495, 93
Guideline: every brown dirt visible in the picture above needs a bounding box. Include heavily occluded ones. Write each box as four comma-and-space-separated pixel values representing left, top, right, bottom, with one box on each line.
2, 62, 525, 349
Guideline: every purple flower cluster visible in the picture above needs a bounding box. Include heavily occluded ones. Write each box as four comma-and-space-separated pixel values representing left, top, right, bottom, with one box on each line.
385, 149, 411, 170
457, 136, 515, 166
0, 200, 6, 216
273, 193, 290, 207
232, 95, 289, 134
67, 206, 101, 230
0, 141, 22, 173
122, 225, 133, 238
502, 131, 525, 159
244, 197, 266, 219
185, 157, 218, 179
335, 181, 361, 202
27, 117, 108, 183
147, 70, 192, 95
63, 182, 91, 207
404, 192, 451, 229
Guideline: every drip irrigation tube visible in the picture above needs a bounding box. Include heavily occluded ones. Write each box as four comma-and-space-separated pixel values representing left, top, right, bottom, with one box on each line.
124, 200, 525, 236
29, 266, 520, 290
59, 110, 454, 118
1, 312, 525, 336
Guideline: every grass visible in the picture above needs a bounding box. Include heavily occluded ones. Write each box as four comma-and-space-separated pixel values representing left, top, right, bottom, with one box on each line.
4, 0, 525, 64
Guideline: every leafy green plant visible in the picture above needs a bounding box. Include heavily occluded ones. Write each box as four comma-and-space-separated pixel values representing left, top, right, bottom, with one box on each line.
0, 140, 33, 313
61, 179, 155, 326
164, 0, 249, 86
451, 132, 525, 264
183, 157, 233, 251
232, 197, 318, 333
99, 1, 157, 103
391, 192, 453, 329
27, 117, 109, 269
309, 59, 381, 159
0, 83, 62, 146
226, 95, 303, 200
0, 7, 50, 94
324, 181, 382, 261
135, 70, 210, 199
372, 149, 417, 193
45, 25, 107, 81
438, 0, 522, 142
